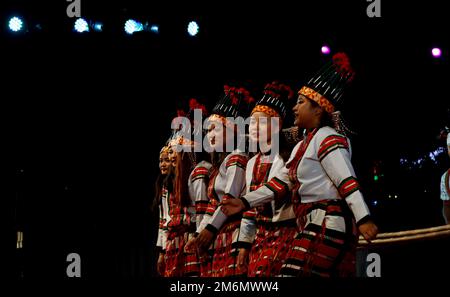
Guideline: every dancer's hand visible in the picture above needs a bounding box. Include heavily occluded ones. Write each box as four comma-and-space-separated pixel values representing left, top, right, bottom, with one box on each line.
184, 238, 197, 253
237, 248, 250, 274
197, 229, 214, 250
157, 252, 166, 276
359, 220, 379, 243
221, 199, 245, 216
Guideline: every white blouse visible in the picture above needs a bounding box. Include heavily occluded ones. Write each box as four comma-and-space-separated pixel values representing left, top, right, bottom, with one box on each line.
156, 186, 170, 250
156, 161, 212, 251
196, 150, 248, 233
238, 153, 296, 244
187, 160, 213, 230
243, 126, 371, 224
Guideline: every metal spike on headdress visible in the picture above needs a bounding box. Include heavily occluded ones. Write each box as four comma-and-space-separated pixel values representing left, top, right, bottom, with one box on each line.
211, 85, 255, 118
302, 52, 355, 108
298, 52, 357, 135
165, 97, 209, 150
252, 81, 294, 120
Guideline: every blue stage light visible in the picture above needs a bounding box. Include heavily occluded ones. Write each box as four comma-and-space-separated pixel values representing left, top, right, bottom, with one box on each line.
187, 21, 199, 36
74, 18, 89, 33
9, 16, 24, 32
125, 19, 144, 35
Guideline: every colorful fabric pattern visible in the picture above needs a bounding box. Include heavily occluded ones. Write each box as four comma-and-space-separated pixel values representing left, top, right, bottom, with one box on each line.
251, 105, 280, 118
318, 134, 349, 162
280, 200, 358, 277
298, 86, 335, 114
248, 224, 298, 277
337, 176, 360, 199
265, 177, 290, 200
226, 155, 248, 170
210, 220, 245, 277
164, 229, 200, 277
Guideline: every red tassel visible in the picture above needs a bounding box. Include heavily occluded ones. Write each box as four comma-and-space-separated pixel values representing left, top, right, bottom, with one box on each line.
189, 98, 199, 110
200, 104, 208, 116
177, 109, 186, 117
332, 52, 355, 81
288, 88, 294, 99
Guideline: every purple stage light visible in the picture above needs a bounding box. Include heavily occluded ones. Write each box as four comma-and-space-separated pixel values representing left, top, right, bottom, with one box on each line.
321, 45, 331, 55
431, 47, 442, 58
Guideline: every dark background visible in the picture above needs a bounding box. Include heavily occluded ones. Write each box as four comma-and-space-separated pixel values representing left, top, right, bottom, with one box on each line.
1, 0, 449, 279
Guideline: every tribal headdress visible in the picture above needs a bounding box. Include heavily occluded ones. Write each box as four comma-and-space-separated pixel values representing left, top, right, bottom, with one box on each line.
299, 52, 357, 135
209, 85, 255, 125
299, 52, 355, 114
169, 98, 208, 148
252, 81, 294, 120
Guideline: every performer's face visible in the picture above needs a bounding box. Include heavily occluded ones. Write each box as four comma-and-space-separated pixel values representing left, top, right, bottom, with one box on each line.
249, 112, 279, 149
159, 151, 171, 175
168, 146, 177, 166
206, 119, 226, 151
293, 95, 322, 129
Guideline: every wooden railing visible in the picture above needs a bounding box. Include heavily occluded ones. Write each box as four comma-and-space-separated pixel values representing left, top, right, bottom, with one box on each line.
358, 224, 450, 248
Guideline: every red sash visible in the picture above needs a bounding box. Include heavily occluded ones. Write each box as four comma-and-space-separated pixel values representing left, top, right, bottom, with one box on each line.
286, 129, 317, 204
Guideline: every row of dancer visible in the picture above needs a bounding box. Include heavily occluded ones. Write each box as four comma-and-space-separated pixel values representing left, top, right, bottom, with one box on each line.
155, 52, 379, 277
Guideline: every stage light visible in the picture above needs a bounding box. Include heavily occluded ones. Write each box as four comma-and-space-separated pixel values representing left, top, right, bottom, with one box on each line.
93, 22, 103, 32
373, 200, 378, 206
125, 19, 144, 34
399, 146, 446, 169
74, 18, 89, 33
150, 25, 159, 33
431, 47, 442, 58
8, 16, 24, 32
321, 45, 331, 55
187, 21, 199, 36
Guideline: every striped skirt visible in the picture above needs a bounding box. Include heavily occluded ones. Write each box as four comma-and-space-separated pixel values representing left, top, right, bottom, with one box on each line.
279, 200, 358, 277
198, 251, 213, 277
248, 221, 298, 277
164, 224, 200, 277
208, 219, 245, 277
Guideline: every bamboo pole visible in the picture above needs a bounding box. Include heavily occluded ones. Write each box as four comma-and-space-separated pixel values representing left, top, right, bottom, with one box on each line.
358, 225, 450, 248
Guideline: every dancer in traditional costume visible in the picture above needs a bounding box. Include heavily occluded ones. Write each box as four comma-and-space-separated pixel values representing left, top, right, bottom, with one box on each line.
236, 82, 299, 277
187, 86, 254, 277
157, 99, 210, 276
222, 53, 378, 277
156, 144, 174, 276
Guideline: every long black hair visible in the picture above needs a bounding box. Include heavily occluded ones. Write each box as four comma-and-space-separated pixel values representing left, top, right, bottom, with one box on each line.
152, 166, 175, 212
